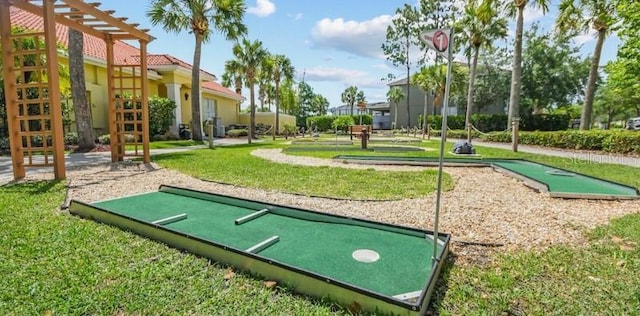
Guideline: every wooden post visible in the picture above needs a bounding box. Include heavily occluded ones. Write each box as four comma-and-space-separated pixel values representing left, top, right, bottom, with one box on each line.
106, 37, 119, 162
512, 117, 520, 152
43, 0, 65, 179
208, 122, 214, 149
140, 40, 150, 163
0, 1, 25, 179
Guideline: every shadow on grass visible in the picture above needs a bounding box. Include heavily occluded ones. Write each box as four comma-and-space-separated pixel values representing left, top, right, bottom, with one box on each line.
0, 180, 63, 195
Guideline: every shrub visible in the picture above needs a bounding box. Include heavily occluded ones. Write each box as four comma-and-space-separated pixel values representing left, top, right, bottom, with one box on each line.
64, 132, 79, 146
227, 129, 248, 137
430, 129, 480, 139
351, 114, 372, 126
331, 115, 355, 132
148, 96, 176, 137
282, 124, 297, 136
306, 115, 335, 132
480, 130, 640, 154
0, 136, 9, 150
98, 134, 110, 145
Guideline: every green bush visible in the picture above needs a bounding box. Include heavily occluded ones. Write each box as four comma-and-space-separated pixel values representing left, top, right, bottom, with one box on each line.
148, 96, 176, 137
519, 113, 570, 131
227, 129, 248, 138
430, 129, 480, 139
480, 130, 640, 154
98, 134, 110, 145
306, 115, 335, 132
472, 114, 508, 132
64, 132, 79, 146
0, 136, 9, 150
351, 114, 372, 126
427, 114, 570, 132
331, 115, 355, 132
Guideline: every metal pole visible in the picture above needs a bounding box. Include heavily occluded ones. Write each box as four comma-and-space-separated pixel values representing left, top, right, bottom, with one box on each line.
433, 29, 454, 267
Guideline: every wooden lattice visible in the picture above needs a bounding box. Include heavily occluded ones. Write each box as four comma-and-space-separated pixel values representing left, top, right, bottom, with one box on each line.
1, 0, 152, 180
109, 64, 148, 161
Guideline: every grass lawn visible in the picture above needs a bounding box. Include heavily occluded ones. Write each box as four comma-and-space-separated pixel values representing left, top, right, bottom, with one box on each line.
125, 140, 204, 151
285, 139, 640, 190
2, 181, 639, 314
152, 143, 453, 200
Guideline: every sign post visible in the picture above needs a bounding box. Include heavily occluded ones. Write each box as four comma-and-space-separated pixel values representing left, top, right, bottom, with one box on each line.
420, 28, 454, 267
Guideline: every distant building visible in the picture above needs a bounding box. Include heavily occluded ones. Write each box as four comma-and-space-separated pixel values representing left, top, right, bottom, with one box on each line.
328, 102, 392, 129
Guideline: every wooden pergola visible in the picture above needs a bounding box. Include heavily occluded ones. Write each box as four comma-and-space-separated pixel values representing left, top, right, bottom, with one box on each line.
0, 0, 153, 181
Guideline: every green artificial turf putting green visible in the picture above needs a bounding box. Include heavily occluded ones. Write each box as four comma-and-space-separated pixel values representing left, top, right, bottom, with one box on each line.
93, 191, 442, 297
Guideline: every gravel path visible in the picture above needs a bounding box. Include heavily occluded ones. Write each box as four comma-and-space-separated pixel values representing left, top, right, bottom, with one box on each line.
19, 148, 640, 262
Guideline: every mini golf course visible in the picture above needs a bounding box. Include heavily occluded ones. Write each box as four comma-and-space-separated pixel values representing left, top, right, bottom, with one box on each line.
69, 185, 450, 315
334, 155, 639, 200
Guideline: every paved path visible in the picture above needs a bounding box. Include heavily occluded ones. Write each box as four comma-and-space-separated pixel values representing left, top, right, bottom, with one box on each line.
2, 136, 638, 184
450, 138, 640, 168
0, 138, 253, 184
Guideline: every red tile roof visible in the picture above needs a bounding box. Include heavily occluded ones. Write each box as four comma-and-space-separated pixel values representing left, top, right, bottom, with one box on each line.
8, 7, 240, 99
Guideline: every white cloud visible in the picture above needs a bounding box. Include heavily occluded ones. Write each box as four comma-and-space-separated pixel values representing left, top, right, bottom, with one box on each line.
523, 6, 544, 24
288, 12, 303, 21
304, 66, 384, 89
310, 15, 394, 59
573, 29, 597, 45
247, 0, 276, 18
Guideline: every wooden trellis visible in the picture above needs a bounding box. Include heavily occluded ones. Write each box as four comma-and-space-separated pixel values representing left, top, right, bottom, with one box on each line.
0, 0, 153, 180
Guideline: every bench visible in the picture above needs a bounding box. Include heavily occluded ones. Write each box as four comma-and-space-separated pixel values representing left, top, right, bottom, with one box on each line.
349, 125, 372, 140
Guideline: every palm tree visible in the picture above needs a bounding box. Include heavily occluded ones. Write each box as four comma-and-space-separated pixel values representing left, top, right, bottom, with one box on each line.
221, 59, 244, 96
68, 25, 95, 150
231, 38, 268, 144
386, 87, 405, 129
556, 0, 617, 130
458, 0, 508, 142
505, 0, 549, 131
271, 54, 295, 137
257, 56, 274, 112
341, 86, 365, 116
147, 0, 247, 141
411, 70, 432, 137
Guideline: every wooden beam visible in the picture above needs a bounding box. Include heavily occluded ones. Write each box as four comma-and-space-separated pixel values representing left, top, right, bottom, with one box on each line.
12, 0, 105, 40
61, 0, 153, 42
43, 0, 66, 179
0, 1, 25, 179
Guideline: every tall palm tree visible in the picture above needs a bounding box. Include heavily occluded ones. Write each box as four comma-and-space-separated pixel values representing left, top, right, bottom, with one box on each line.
505, 0, 549, 131
271, 54, 295, 137
257, 56, 274, 112
411, 69, 433, 137
68, 24, 95, 150
386, 87, 405, 129
221, 59, 244, 96
147, 0, 247, 141
458, 0, 508, 142
231, 38, 268, 144
556, 0, 617, 130
341, 86, 365, 116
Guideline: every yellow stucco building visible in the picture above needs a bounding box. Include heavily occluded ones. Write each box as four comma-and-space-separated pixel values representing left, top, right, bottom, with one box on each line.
9, 7, 244, 138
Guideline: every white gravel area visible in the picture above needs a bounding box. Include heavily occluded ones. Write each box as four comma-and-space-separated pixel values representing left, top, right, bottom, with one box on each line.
17, 148, 640, 261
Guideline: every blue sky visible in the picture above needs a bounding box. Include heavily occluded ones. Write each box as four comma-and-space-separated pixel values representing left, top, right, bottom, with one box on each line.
100, 1, 621, 109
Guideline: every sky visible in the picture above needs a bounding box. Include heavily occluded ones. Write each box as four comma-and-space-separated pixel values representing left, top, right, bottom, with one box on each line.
100, 0, 621, 110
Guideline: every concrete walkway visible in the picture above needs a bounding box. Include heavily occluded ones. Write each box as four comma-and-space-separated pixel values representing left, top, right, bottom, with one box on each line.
0, 138, 254, 184
453, 138, 640, 168
1, 136, 638, 184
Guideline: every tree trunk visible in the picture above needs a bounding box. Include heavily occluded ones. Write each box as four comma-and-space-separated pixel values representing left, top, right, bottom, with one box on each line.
249, 78, 256, 144
190, 33, 203, 141
507, 5, 524, 130
274, 80, 280, 140
465, 45, 480, 143
580, 30, 606, 130
68, 28, 95, 150
393, 101, 398, 129
406, 35, 411, 128
422, 92, 428, 138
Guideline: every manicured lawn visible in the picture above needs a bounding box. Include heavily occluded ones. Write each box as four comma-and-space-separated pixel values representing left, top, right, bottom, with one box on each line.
125, 139, 204, 150
0, 182, 341, 315
286, 139, 640, 190
2, 181, 638, 314
152, 143, 453, 200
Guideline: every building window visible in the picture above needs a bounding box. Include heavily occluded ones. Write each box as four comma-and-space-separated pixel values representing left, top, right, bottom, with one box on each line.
203, 98, 216, 120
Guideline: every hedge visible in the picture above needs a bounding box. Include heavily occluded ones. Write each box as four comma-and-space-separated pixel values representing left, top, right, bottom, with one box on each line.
427, 113, 570, 132
480, 130, 640, 154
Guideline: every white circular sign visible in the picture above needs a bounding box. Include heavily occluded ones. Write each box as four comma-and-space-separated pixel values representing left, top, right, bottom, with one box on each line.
352, 249, 380, 263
